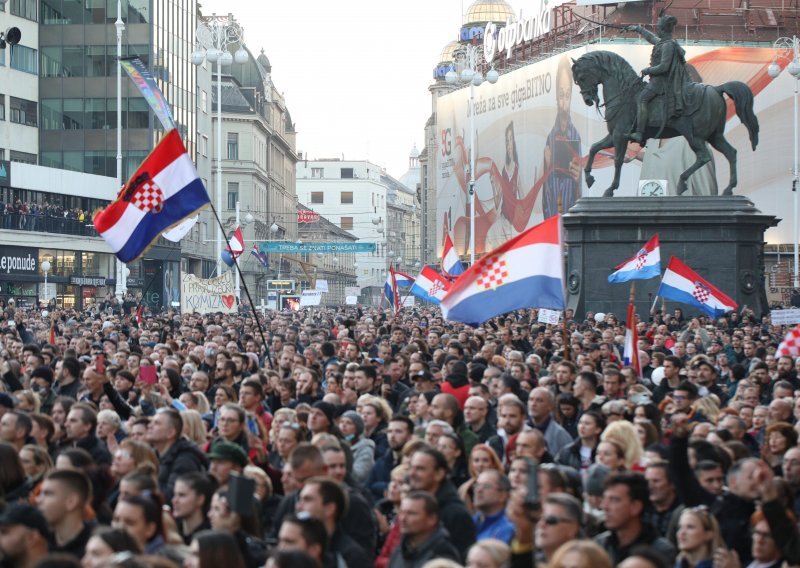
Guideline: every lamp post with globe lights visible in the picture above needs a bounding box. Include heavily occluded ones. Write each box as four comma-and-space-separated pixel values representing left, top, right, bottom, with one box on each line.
446, 44, 499, 265
41, 260, 51, 307
768, 37, 800, 288
192, 14, 248, 277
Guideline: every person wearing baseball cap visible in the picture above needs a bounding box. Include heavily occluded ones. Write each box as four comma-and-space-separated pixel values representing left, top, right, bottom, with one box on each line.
0, 503, 50, 567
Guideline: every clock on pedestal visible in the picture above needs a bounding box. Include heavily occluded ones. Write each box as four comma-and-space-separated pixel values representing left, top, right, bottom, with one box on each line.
638, 179, 667, 197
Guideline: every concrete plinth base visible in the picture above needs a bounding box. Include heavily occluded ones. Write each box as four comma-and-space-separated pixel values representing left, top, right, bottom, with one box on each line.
562, 196, 778, 320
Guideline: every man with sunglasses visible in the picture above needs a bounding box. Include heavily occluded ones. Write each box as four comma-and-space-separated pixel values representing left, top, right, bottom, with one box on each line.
535, 493, 583, 564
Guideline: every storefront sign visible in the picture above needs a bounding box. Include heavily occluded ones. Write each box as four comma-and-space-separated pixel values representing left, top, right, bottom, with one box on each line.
6, 282, 36, 296
126, 278, 146, 288
181, 272, 237, 314
262, 242, 376, 253
0, 246, 38, 275
298, 210, 321, 224
267, 280, 295, 292
484, 1, 568, 63
69, 276, 108, 287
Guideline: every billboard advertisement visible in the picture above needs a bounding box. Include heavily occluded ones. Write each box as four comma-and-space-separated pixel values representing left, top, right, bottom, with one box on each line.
436, 43, 791, 256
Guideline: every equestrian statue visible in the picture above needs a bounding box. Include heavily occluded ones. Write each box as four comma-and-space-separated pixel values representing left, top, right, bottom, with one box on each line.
571, 14, 759, 197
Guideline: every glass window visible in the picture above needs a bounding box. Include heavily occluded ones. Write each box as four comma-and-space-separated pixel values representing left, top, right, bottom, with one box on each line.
86, 0, 106, 24
86, 46, 107, 77
63, 152, 82, 172
341, 168, 354, 179
10, 45, 38, 75
40, 152, 61, 168
9, 97, 37, 126
61, 0, 88, 24
341, 217, 353, 230
201, 135, 208, 157
9, 151, 36, 164
128, 0, 148, 23
311, 192, 323, 204
85, 98, 106, 129
62, 46, 84, 77
63, 99, 83, 130
227, 133, 238, 160
0, 94, 4, 121
311, 167, 323, 178
201, 90, 207, 113
10, 0, 36, 20
85, 151, 112, 177
41, 99, 62, 130
227, 183, 239, 210
341, 191, 353, 204
127, 98, 148, 128
40, 46, 62, 77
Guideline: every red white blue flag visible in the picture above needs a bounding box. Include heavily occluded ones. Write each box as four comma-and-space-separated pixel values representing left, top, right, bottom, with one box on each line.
94, 129, 210, 262
623, 302, 641, 377
441, 216, 565, 325
442, 231, 465, 277
410, 266, 450, 304
227, 227, 244, 259
608, 234, 661, 283
657, 257, 737, 318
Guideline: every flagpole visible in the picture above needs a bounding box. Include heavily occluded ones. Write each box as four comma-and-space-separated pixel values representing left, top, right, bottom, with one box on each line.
650, 293, 660, 314
562, 316, 571, 362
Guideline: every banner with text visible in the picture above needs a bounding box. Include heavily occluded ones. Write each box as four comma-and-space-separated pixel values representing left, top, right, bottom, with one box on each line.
180, 272, 237, 314
261, 242, 375, 253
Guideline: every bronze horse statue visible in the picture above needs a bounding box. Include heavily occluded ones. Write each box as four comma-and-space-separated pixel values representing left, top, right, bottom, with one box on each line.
571, 51, 759, 196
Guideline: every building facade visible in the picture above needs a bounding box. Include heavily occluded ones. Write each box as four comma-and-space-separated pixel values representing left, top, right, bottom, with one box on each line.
1, 0, 40, 165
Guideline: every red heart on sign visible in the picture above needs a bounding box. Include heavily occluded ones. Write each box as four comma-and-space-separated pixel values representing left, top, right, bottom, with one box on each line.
221, 295, 235, 309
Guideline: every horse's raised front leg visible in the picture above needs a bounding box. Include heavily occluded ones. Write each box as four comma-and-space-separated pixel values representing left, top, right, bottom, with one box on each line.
585, 133, 614, 190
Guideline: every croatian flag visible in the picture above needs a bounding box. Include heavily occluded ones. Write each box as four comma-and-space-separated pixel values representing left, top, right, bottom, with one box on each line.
384, 265, 400, 314
442, 231, 465, 277
623, 302, 641, 377
441, 216, 565, 325
410, 266, 450, 304
394, 270, 415, 288
608, 234, 661, 283
251, 245, 269, 269
94, 129, 210, 262
227, 227, 244, 259
657, 257, 737, 318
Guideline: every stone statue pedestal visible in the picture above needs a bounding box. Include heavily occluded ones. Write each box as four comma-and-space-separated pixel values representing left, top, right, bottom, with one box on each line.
562, 196, 778, 319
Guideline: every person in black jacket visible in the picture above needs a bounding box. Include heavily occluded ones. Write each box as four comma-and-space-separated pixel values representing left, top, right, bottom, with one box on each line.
408, 445, 476, 561
147, 407, 208, 502
555, 410, 604, 472
59, 403, 111, 466
388, 491, 460, 568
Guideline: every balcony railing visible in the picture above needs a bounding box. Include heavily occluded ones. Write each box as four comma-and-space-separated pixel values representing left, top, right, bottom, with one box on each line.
0, 213, 99, 237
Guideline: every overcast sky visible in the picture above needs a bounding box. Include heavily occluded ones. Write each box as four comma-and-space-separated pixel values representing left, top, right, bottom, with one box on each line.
200, 0, 522, 178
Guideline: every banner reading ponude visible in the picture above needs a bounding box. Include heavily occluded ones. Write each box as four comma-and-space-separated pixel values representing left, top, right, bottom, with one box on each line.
180, 272, 237, 314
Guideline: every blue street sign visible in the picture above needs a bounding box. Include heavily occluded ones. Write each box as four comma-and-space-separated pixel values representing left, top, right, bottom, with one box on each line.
261, 242, 377, 253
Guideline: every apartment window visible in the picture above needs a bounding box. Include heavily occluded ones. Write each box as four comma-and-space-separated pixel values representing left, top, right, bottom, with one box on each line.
227, 182, 239, 210
9, 97, 37, 126
201, 90, 207, 113
10, 150, 36, 164
0, 95, 4, 121
227, 133, 239, 160
311, 192, 323, 204
341, 168, 354, 179
10, 45, 38, 75
311, 167, 323, 178
200, 135, 208, 157
10, 0, 36, 20
340, 217, 353, 230
341, 191, 353, 204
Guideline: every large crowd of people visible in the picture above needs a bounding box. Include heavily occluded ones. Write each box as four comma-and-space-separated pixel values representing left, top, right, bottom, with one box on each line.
0, 302, 795, 568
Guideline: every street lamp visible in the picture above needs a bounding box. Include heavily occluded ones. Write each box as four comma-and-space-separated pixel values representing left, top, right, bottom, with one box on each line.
446, 44, 498, 265
114, 0, 126, 300
41, 260, 51, 306
192, 14, 247, 277
769, 37, 800, 289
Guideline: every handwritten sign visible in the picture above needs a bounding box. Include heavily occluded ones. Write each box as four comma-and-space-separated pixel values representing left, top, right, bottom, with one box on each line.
771, 309, 800, 326
181, 272, 236, 314
538, 308, 561, 325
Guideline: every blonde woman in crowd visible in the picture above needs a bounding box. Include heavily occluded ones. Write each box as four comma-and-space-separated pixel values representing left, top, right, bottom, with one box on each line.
601, 419, 644, 470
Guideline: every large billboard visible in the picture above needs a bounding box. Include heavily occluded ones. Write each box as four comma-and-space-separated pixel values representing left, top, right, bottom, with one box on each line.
436, 44, 791, 255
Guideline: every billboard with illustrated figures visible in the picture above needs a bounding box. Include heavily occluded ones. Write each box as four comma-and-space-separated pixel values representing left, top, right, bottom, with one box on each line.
436, 43, 791, 256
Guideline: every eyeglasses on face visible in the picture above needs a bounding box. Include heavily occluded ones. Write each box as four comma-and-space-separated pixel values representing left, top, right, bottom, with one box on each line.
540, 515, 573, 526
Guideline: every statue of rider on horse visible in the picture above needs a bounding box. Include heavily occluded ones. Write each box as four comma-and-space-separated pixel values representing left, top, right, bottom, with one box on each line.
570, 13, 759, 197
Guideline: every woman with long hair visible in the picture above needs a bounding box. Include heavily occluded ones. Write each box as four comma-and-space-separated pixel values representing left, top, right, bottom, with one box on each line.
675, 506, 724, 568
0, 441, 31, 506
185, 529, 246, 568
51, 396, 75, 444
208, 489, 268, 568
109, 439, 160, 507
601, 420, 645, 470
437, 431, 469, 487
459, 444, 504, 513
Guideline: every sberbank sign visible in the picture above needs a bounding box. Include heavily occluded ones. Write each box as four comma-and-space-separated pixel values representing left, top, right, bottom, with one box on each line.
484, 0, 559, 63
